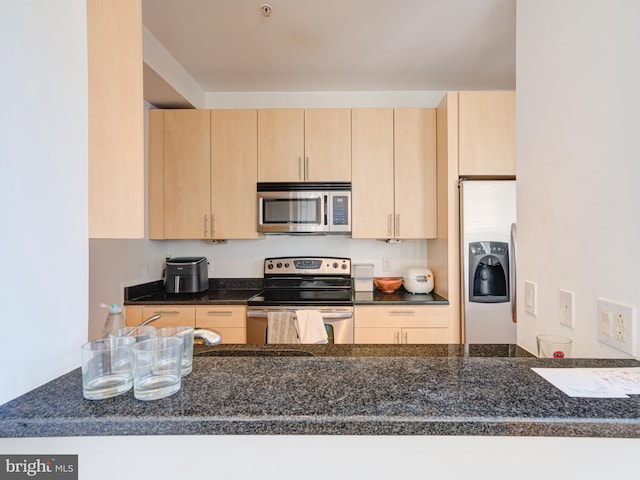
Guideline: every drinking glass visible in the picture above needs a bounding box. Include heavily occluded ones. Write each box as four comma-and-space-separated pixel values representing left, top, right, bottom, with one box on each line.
81, 336, 135, 400
157, 326, 195, 376
132, 337, 183, 400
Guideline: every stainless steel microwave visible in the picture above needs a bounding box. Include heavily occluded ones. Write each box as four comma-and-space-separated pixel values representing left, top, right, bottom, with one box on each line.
257, 183, 351, 234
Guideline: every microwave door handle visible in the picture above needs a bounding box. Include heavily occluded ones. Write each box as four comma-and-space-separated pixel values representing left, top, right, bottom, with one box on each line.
324, 195, 328, 226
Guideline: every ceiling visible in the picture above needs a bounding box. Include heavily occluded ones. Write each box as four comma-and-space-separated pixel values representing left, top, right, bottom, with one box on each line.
142, 0, 515, 101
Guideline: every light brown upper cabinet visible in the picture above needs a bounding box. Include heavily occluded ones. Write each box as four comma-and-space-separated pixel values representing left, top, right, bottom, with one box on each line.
257, 109, 351, 182
148, 109, 259, 240
88, 0, 144, 238
458, 91, 516, 176
149, 109, 210, 239
352, 108, 437, 239
210, 109, 259, 239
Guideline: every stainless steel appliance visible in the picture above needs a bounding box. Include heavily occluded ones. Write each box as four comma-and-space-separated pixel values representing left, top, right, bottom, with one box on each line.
257, 183, 351, 234
247, 256, 354, 343
164, 257, 208, 293
460, 180, 517, 343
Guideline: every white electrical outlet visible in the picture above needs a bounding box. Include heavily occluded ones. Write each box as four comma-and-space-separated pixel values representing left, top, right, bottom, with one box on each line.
559, 289, 575, 327
524, 281, 537, 315
207, 257, 213, 275
597, 297, 637, 356
382, 257, 392, 272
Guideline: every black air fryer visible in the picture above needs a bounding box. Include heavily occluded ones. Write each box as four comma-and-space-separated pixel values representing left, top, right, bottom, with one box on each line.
164, 257, 208, 293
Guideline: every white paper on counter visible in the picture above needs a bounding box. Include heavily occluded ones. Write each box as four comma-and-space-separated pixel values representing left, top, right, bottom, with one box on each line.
531, 367, 640, 398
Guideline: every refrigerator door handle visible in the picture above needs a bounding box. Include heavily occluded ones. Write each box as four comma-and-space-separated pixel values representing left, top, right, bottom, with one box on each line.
510, 222, 517, 323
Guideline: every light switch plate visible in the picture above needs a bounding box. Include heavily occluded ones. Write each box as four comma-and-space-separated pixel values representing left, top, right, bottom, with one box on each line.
524, 281, 537, 316
559, 289, 575, 327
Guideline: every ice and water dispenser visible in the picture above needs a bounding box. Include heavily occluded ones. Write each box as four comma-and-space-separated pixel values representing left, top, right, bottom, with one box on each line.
468, 241, 509, 303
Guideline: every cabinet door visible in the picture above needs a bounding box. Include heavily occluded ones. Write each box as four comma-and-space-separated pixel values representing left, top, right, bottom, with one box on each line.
351, 109, 395, 238
163, 110, 211, 239
458, 91, 516, 176
257, 109, 304, 182
196, 306, 246, 344
211, 109, 259, 239
394, 108, 437, 239
304, 109, 351, 181
402, 328, 450, 344
88, 0, 143, 238
140, 306, 196, 327
354, 327, 400, 344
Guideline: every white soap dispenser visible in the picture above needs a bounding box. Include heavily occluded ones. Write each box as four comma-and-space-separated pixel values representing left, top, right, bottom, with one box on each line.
101, 303, 127, 338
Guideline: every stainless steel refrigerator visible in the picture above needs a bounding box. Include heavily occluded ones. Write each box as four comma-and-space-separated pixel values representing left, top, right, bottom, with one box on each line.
460, 179, 517, 343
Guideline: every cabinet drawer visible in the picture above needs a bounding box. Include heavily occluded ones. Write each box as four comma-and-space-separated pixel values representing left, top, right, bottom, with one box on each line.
195, 306, 246, 328
207, 327, 246, 344
354, 305, 449, 328
124, 306, 143, 325
355, 327, 449, 344
196, 306, 246, 344
140, 306, 196, 327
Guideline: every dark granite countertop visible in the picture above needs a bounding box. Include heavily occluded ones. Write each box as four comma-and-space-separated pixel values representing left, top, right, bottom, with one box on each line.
124, 280, 448, 306
2, 345, 639, 438
124, 279, 262, 305
354, 286, 448, 305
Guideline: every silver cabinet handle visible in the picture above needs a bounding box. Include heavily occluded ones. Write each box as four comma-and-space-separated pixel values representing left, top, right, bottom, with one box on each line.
395, 213, 400, 237
298, 157, 303, 181
152, 310, 180, 315
211, 214, 216, 238
389, 310, 415, 316
404, 331, 408, 344
394, 331, 400, 344
388, 214, 393, 237
206, 310, 233, 316
305, 156, 309, 180
204, 214, 208, 237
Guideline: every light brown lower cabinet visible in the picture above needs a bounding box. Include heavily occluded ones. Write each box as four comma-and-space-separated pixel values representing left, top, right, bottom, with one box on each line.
195, 306, 246, 344
354, 305, 450, 344
125, 305, 246, 343
125, 305, 195, 327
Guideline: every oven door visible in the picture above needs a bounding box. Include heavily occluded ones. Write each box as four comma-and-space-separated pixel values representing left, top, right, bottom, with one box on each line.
246, 306, 354, 344
257, 191, 327, 234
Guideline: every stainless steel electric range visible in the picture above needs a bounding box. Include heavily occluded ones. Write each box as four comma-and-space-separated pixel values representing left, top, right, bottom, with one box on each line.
246, 257, 354, 344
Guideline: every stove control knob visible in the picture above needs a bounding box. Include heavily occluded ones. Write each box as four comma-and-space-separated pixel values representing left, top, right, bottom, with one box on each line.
267, 263, 274, 270
276, 262, 282, 269
341, 263, 348, 270
284, 263, 290, 268
332, 262, 338, 269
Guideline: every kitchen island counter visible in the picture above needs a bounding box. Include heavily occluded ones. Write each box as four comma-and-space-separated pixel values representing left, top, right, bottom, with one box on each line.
2, 348, 639, 438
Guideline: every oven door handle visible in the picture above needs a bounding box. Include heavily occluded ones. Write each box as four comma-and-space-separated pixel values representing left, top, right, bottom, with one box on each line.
246, 310, 353, 319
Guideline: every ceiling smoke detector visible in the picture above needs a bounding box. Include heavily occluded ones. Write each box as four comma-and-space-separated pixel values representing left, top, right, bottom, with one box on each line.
260, 4, 272, 17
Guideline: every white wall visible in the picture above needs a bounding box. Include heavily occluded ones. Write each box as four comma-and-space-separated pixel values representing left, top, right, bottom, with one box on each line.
206, 90, 446, 109
2, 435, 639, 480
165, 237, 427, 279
0, 0, 88, 404
516, 0, 640, 357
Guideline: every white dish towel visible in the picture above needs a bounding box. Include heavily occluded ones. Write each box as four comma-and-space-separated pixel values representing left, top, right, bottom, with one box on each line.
295, 310, 328, 344
267, 311, 300, 344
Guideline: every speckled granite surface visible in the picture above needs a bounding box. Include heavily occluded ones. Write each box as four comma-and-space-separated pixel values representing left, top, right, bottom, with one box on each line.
354, 286, 448, 305
124, 280, 449, 306
124, 279, 263, 305
1, 349, 639, 438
